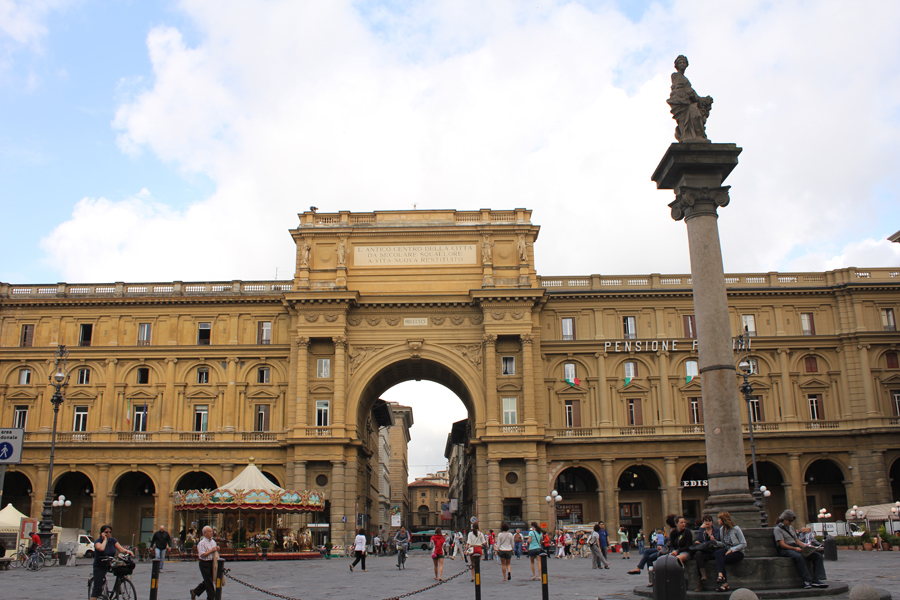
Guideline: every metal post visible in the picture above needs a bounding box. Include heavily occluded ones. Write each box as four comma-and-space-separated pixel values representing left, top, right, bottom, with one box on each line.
540, 552, 549, 600
149, 558, 160, 600
473, 555, 481, 600
215, 558, 226, 600
739, 341, 768, 528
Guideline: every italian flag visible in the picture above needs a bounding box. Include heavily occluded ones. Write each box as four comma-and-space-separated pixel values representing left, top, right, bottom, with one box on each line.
685, 375, 693, 383
565, 377, 580, 387
125, 398, 131, 423
624, 377, 632, 387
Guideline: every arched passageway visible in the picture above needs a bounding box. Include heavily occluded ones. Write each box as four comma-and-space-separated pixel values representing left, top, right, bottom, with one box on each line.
174, 472, 217, 492
52, 471, 94, 530
112, 472, 156, 546
554, 466, 599, 525
173, 471, 219, 537
804, 459, 847, 524
890, 456, 900, 502
1, 471, 32, 515
747, 461, 786, 522
618, 465, 661, 539
680, 463, 708, 522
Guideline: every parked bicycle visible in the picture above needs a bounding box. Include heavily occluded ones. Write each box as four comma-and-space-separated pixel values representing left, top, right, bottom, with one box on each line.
86, 554, 136, 600
13, 543, 53, 570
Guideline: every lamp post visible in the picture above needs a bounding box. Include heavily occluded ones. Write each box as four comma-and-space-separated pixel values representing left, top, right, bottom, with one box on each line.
737, 337, 771, 527
817, 507, 832, 537
891, 502, 900, 536
37, 345, 70, 547
545, 490, 562, 534
52, 495, 72, 524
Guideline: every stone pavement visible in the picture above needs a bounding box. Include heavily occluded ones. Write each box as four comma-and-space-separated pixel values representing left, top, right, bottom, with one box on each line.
0, 549, 896, 600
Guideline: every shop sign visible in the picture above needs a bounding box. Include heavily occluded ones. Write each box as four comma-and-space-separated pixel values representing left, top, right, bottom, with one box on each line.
681, 480, 709, 487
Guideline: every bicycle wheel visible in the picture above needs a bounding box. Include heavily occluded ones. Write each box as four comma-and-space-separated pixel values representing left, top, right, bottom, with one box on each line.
87, 577, 94, 600
113, 577, 137, 600
44, 552, 58, 567
13, 552, 26, 568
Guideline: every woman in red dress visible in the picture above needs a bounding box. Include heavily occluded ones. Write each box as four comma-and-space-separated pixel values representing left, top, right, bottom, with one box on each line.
430, 527, 446, 581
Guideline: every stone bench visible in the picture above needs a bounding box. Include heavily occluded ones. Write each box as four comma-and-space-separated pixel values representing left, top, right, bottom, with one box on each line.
0, 557, 12, 570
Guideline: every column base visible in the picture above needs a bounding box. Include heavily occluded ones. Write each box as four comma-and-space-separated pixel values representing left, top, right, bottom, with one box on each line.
703, 491, 762, 528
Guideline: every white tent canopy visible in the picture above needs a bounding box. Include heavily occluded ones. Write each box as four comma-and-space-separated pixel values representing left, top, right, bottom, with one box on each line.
0, 503, 28, 527
219, 462, 282, 493
844, 503, 900, 522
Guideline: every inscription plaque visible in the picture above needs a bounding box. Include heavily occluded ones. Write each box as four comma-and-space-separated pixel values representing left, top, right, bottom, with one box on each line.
403, 318, 428, 327
354, 245, 476, 266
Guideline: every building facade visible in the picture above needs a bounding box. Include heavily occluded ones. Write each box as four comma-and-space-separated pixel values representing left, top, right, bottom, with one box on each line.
408, 473, 450, 531
1, 209, 898, 548
388, 403, 413, 533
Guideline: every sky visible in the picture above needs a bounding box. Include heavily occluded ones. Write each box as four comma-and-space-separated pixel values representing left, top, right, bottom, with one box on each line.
2, 0, 900, 482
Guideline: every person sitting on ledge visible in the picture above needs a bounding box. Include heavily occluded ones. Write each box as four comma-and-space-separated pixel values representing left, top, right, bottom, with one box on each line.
627, 514, 679, 581
773, 510, 827, 590
689, 515, 719, 591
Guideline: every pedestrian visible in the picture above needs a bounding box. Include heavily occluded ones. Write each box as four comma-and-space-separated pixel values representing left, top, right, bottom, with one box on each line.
150, 525, 173, 571
636, 529, 645, 554
597, 522, 611, 568
90, 525, 134, 600
487, 529, 496, 561
588, 523, 609, 570
497, 522, 515, 581
394, 527, 410, 570
349, 528, 367, 572
179, 527, 187, 551
513, 528, 523, 559
190, 526, 218, 600
524, 522, 544, 580
373, 534, 381, 557
618, 526, 630, 559
452, 530, 464, 560
466, 522, 486, 582
431, 527, 446, 580
564, 531, 573, 558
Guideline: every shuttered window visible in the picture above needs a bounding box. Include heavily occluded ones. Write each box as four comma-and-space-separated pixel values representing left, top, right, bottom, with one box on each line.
20, 324, 35, 347
683, 315, 696, 338
628, 399, 643, 426
886, 352, 899, 369
564, 399, 581, 428
804, 356, 818, 373
689, 397, 703, 424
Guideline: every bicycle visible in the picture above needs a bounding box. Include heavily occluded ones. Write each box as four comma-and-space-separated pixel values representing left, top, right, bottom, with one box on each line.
397, 542, 408, 570
87, 554, 137, 600
11, 543, 28, 568
24, 547, 46, 571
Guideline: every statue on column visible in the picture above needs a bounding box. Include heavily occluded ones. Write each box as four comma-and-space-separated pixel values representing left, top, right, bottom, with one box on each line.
517, 234, 528, 262
481, 235, 494, 264
667, 55, 713, 143
336, 238, 347, 266
299, 239, 311, 267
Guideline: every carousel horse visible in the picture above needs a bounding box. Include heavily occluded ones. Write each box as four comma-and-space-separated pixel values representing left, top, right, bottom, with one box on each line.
298, 529, 314, 551
283, 532, 297, 551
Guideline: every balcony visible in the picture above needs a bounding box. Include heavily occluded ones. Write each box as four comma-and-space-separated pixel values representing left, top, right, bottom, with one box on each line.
306, 427, 332, 437
20, 430, 286, 444
179, 432, 216, 442
500, 425, 524, 434
118, 432, 152, 442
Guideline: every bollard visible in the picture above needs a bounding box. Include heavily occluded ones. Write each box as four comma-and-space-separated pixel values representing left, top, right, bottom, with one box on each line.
823, 535, 838, 561
652, 555, 686, 600
473, 555, 481, 600
215, 558, 226, 600
149, 558, 160, 600
540, 552, 549, 600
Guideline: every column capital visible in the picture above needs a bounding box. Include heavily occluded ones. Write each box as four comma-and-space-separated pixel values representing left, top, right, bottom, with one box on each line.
664, 456, 678, 464
858, 343, 871, 351
520, 333, 533, 345
601, 458, 615, 466
777, 348, 791, 355
159, 464, 172, 472
483, 334, 497, 346
333, 336, 347, 349
295, 336, 310, 348
165, 357, 178, 364
106, 358, 118, 365
788, 452, 802, 459
669, 185, 731, 221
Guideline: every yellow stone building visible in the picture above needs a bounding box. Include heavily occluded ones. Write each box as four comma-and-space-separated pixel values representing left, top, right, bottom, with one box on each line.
1, 209, 898, 547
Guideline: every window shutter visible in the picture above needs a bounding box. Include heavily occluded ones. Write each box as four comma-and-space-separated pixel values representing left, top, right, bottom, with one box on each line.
808, 316, 816, 336
633, 399, 643, 426
572, 399, 582, 428
257, 321, 263, 344
21, 325, 34, 347
887, 352, 899, 369
683, 315, 696, 338
804, 356, 818, 373
697, 396, 704, 423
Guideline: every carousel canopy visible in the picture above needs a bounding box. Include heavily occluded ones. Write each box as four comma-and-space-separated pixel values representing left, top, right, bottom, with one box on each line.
174, 460, 325, 512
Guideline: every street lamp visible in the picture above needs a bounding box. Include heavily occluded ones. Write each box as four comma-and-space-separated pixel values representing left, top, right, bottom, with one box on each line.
545, 490, 562, 533
52, 495, 72, 524
37, 345, 70, 547
891, 502, 900, 536
817, 507, 832, 536
737, 339, 770, 527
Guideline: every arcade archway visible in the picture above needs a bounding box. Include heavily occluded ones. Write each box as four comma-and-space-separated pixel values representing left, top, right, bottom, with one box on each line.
680, 463, 708, 522
618, 465, 662, 539
554, 466, 599, 524
747, 461, 786, 522
804, 459, 847, 524
113, 471, 156, 546
891, 456, 900, 502
1, 470, 32, 515
52, 471, 94, 530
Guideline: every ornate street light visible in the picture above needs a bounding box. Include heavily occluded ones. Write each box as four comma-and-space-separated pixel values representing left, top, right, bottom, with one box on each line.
37, 345, 70, 547
817, 507, 832, 536
737, 335, 769, 527
890, 502, 900, 537
545, 490, 563, 533
52, 495, 72, 524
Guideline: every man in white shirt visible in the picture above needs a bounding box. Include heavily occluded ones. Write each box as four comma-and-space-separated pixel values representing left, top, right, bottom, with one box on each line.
190, 526, 218, 600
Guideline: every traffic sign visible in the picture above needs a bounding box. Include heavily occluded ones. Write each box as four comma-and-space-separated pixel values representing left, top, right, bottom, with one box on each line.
0, 429, 24, 464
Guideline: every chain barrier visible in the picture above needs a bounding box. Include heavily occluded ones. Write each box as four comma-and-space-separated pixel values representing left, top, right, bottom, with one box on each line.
222, 561, 473, 600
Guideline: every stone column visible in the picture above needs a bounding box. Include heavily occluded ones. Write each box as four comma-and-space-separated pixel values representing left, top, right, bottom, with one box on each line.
788, 453, 803, 513
601, 459, 616, 524
653, 142, 758, 527
102, 359, 117, 432
32, 465, 48, 518
331, 460, 347, 550
484, 335, 498, 427
525, 458, 539, 523
836, 347, 853, 419
224, 358, 237, 432
487, 458, 501, 527
93, 464, 110, 537
658, 351, 673, 424
163, 358, 177, 431
221, 464, 235, 483
521, 334, 537, 426
333, 336, 347, 429
664, 457, 680, 516
596, 353, 610, 425
857, 344, 879, 416
294, 461, 307, 490
157, 464, 171, 529
295, 337, 310, 432
778, 349, 797, 421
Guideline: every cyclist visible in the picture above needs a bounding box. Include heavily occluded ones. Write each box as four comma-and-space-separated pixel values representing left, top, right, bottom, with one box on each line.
394, 527, 410, 569
90, 525, 133, 600
28, 530, 41, 555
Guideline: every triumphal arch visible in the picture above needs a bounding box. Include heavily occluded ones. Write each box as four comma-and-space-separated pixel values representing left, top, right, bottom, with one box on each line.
286, 209, 547, 543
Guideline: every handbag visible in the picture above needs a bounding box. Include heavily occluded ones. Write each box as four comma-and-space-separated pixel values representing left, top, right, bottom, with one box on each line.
472, 545, 483, 556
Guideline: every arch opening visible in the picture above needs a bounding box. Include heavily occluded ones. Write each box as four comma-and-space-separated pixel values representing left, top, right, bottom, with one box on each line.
891, 457, 900, 502
554, 466, 599, 525
617, 465, 661, 540
804, 459, 847, 524
680, 463, 708, 523
113, 471, 156, 545
747, 461, 786, 522
1, 471, 33, 515
52, 471, 94, 530
175, 472, 218, 492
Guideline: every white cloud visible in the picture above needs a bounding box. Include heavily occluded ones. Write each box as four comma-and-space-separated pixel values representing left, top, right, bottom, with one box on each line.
39, 0, 900, 283
0, 0, 69, 72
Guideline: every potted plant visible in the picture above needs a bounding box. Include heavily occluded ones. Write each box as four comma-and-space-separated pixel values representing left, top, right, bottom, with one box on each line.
137, 542, 148, 561
259, 539, 270, 559
861, 529, 874, 551
324, 541, 333, 559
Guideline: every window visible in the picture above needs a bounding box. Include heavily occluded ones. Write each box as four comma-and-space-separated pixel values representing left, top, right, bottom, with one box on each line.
883, 308, 897, 332
13, 406, 28, 429
257, 321, 272, 345
197, 322, 211, 345
421, 492, 426, 498
257, 367, 270, 384
134, 405, 148, 432
685, 360, 699, 381
627, 399, 643, 426
741, 315, 757, 337
808, 394, 823, 421
748, 358, 759, 375
75, 368, 90, 385
420, 517, 427, 526
561, 318, 575, 341
136, 367, 150, 384
804, 356, 818, 373
892, 391, 900, 417
564, 399, 581, 428
255, 405, 270, 431
193, 405, 209, 432
78, 324, 93, 347
20, 324, 34, 347
683, 315, 696, 339
887, 352, 899, 370
689, 397, 703, 424
564, 363, 576, 382
800, 313, 816, 336
137, 323, 152, 346
197, 367, 210, 384
748, 395, 764, 423
502, 397, 517, 425
317, 359, 331, 378
501, 356, 515, 375
73, 406, 88, 432
316, 400, 330, 427
18, 368, 32, 385
624, 361, 637, 379
623, 316, 637, 340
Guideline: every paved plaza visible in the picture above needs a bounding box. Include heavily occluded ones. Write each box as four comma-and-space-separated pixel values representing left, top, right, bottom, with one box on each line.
0, 549, 897, 600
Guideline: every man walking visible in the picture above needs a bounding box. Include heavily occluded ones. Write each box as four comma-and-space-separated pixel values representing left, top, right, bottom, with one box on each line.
150, 525, 173, 571
597, 522, 611, 568
773, 510, 827, 590
190, 526, 218, 600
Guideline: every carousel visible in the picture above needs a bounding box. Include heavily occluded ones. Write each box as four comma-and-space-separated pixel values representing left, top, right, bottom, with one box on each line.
174, 459, 326, 560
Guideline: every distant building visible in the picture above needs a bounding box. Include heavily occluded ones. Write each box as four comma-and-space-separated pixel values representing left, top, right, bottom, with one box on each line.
408, 473, 450, 531
387, 403, 413, 533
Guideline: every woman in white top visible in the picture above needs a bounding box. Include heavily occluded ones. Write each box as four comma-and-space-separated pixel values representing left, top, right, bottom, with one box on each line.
349, 528, 367, 572
466, 522, 486, 582
496, 522, 515, 582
